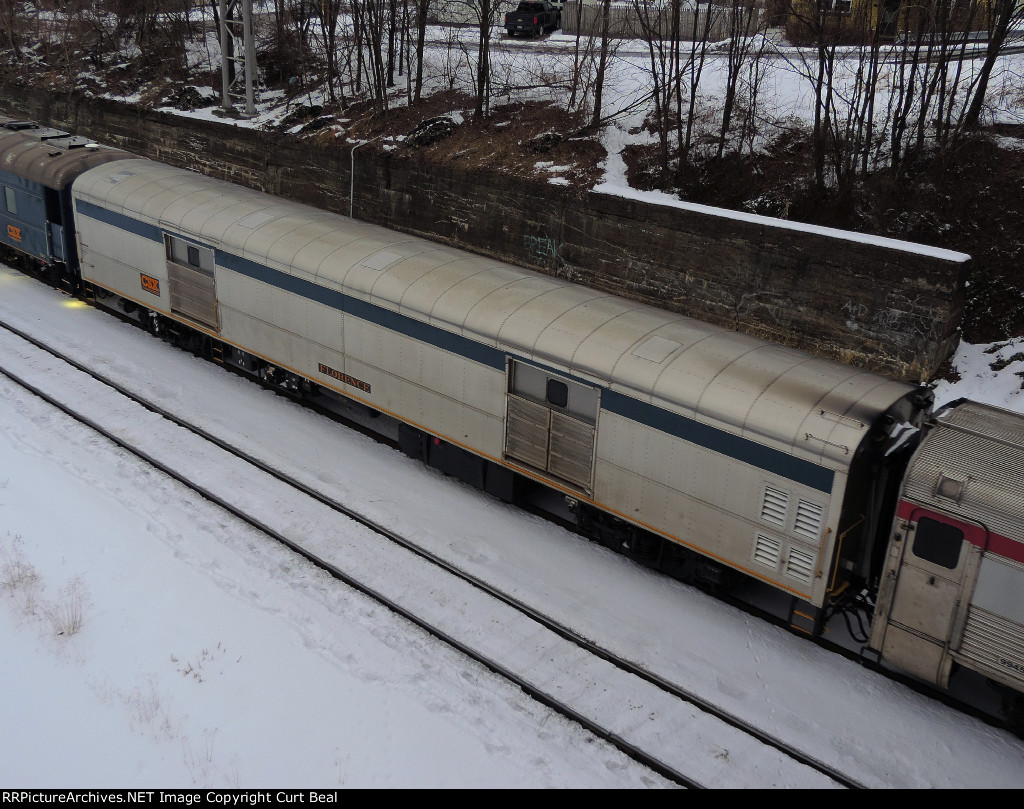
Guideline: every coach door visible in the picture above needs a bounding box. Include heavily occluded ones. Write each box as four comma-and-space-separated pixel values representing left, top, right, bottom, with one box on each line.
504, 360, 598, 493
872, 506, 984, 688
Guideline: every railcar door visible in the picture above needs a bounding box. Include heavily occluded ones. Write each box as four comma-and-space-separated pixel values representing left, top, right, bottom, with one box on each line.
871, 505, 985, 689
47, 221, 66, 262
164, 233, 219, 331
504, 360, 599, 493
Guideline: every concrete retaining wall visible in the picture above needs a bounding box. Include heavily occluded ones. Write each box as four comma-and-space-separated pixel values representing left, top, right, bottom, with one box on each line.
0, 85, 968, 382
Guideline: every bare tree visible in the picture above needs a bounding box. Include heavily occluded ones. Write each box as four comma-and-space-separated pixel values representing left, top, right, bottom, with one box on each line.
358, 0, 393, 115
786, 0, 885, 201
883, 0, 1000, 178
312, 0, 346, 105
0, 0, 23, 61
630, 0, 677, 169
590, 0, 613, 126
411, 0, 432, 102
715, 0, 770, 160
680, 0, 716, 162
465, 0, 502, 117
963, 0, 1024, 129
564, 0, 599, 114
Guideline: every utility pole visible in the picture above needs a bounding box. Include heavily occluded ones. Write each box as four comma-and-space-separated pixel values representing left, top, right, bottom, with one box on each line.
220, 0, 257, 117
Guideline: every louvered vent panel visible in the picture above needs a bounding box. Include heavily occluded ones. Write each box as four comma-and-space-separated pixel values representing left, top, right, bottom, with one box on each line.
958, 607, 1024, 687
794, 500, 824, 540
505, 396, 549, 471
753, 534, 781, 570
548, 411, 596, 490
786, 547, 815, 583
761, 486, 788, 526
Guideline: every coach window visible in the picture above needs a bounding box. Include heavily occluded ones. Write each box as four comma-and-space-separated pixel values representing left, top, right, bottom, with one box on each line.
4, 187, 15, 215
912, 516, 963, 570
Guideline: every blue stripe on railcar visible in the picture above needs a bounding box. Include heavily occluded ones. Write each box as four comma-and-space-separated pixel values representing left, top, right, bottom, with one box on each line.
76, 199, 164, 242
601, 391, 833, 492
74, 200, 836, 493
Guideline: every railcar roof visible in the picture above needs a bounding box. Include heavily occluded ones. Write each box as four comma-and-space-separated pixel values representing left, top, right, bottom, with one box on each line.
0, 118, 135, 189
904, 401, 1024, 545
73, 158, 922, 473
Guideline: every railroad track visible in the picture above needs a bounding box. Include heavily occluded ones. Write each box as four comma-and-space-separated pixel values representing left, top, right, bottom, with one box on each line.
0, 314, 859, 789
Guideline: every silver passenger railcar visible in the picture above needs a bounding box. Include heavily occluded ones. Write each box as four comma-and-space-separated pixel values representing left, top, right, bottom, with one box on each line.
70, 156, 929, 628
0, 124, 1014, 725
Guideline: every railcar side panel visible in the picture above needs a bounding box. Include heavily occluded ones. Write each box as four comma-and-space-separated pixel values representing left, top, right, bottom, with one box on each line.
959, 557, 1024, 686
216, 275, 345, 376
215, 265, 510, 458
341, 319, 506, 455
76, 210, 170, 313
594, 409, 842, 603
216, 272, 344, 353
1, 173, 48, 261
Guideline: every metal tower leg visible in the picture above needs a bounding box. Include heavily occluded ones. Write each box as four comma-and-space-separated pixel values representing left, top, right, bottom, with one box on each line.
220, 0, 256, 117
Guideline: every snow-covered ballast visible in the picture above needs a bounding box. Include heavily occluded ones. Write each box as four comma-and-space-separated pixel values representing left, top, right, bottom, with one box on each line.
70, 157, 931, 620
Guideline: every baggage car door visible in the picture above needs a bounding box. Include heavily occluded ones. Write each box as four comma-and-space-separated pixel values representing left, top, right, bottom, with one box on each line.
871, 506, 984, 689
504, 360, 598, 493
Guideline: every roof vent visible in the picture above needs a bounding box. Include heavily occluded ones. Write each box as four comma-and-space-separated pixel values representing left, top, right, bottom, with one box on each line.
363, 250, 402, 272
632, 336, 682, 363
936, 475, 967, 503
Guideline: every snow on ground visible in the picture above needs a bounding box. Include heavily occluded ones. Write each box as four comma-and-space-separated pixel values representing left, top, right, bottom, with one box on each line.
0, 270, 665, 789
1, 265, 1024, 788
934, 336, 1024, 412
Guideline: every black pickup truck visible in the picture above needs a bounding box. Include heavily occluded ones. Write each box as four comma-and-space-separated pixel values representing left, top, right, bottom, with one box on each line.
504, 1, 561, 37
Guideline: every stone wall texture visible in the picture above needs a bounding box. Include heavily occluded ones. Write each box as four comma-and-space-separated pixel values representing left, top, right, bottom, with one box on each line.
0, 85, 969, 383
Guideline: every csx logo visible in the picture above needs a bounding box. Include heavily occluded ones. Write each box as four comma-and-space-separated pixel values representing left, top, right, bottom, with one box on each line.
140, 274, 161, 295
6, 224, 20, 242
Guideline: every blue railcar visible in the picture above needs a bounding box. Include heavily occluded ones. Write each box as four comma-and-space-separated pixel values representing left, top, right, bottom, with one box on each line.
0, 119, 133, 287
